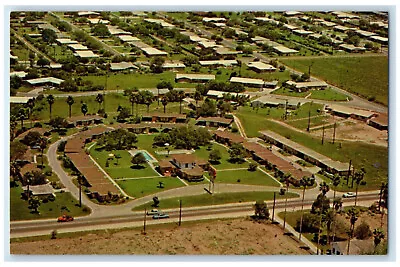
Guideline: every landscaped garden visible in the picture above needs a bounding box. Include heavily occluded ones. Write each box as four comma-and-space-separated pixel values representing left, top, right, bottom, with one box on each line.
116, 177, 186, 198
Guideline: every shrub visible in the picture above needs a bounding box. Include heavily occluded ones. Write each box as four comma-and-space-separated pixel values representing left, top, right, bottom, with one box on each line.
355, 221, 372, 240
248, 163, 257, 171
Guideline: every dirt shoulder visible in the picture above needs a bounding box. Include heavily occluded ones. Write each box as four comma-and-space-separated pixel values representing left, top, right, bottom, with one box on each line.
10, 218, 311, 255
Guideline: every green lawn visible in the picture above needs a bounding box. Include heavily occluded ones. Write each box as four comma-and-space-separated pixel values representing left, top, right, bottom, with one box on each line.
280, 55, 389, 105
89, 147, 159, 179
132, 191, 299, 211
234, 108, 388, 190
213, 169, 281, 187
10, 183, 90, 221
116, 177, 185, 198
271, 87, 309, 98
309, 88, 350, 101
286, 115, 331, 130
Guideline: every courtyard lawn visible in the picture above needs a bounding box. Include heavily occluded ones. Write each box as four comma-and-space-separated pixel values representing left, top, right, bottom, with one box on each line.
234, 108, 388, 189
286, 115, 331, 130
89, 147, 159, 179
132, 191, 299, 211
271, 87, 309, 98
10, 183, 90, 221
280, 55, 389, 105
214, 169, 281, 187
309, 88, 350, 101
116, 177, 185, 198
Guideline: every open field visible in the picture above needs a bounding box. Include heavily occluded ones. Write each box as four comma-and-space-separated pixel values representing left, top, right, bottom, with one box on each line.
234, 108, 388, 190
214, 169, 281, 187
280, 55, 389, 105
10, 183, 90, 221
10, 217, 310, 255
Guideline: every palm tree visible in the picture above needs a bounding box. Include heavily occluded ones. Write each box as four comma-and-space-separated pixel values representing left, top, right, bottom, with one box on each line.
378, 182, 388, 212
161, 96, 168, 113
129, 93, 137, 116
332, 174, 341, 200
17, 108, 27, 129
66, 96, 74, 118
319, 181, 330, 196
298, 176, 315, 241
145, 96, 153, 113
38, 137, 47, 168
373, 228, 385, 248
24, 172, 33, 200
95, 93, 104, 112
10, 160, 20, 185
81, 103, 88, 116
46, 94, 55, 120
194, 90, 203, 108
26, 98, 35, 127
10, 115, 18, 140
77, 174, 85, 207
317, 181, 330, 254
346, 207, 359, 255
354, 168, 366, 207
324, 208, 335, 245
331, 197, 343, 243
178, 90, 185, 114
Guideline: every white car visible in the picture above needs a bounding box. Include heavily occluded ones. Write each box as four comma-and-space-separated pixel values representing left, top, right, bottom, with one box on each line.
342, 192, 356, 198
146, 209, 160, 215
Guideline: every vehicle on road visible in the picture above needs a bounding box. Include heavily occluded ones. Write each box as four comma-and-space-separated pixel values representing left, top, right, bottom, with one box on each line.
152, 213, 169, 219
342, 192, 356, 198
146, 209, 160, 215
57, 214, 74, 222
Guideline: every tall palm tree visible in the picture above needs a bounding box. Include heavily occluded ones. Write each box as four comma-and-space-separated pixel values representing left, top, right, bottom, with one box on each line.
129, 93, 137, 116
95, 93, 104, 112
319, 181, 330, 196
26, 98, 35, 127
77, 174, 85, 207
17, 108, 27, 129
194, 90, 203, 108
324, 208, 335, 246
161, 96, 168, 114
373, 228, 385, 248
332, 174, 341, 200
298, 176, 315, 240
10, 160, 20, 185
10, 115, 18, 140
346, 207, 359, 255
66, 96, 74, 118
317, 181, 330, 254
178, 90, 185, 114
145, 96, 153, 113
354, 168, 365, 207
46, 94, 55, 120
24, 172, 33, 200
332, 197, 343, 243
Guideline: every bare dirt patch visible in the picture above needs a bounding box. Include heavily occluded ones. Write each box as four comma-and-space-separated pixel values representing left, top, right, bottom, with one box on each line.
312, 118, 388, 147
10, 218, 311, 255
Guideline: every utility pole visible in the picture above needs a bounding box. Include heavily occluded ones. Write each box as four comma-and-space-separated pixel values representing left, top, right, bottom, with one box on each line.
272, 191, 276, 222
284, 100, 288, 120
79, 183, 82, 207
143, 208, 147, 235
321, 125, 325, 145
282, 182, 289, 231
178, 199, 182, 226
347, 160, 352, 186
307, 101, 312, 132
332, 122, 336, 144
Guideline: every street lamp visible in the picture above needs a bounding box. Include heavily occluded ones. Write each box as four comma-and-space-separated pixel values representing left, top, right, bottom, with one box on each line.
178, 199, 182, 226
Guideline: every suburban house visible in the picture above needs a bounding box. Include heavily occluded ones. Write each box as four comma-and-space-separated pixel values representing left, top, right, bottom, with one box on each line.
109, 62, 139, 71
22, 183, 56, 199
117, 122, 179, 134
326, 105, 376, 121
285, 80, 328, 92
26, 77, 64, 88
273, 45, 299, 55
170, 154, 208, 181
230, 77, 265, 88
141, 113, 187, 123
195, 116, 233, 128
246, 61, 277, 73
251, 96, 304, 109
339, 44, 366, 53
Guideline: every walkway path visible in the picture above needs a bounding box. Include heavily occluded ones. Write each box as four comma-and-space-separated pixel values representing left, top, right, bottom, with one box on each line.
232, 114, 247, 138
11, 30, 55, 63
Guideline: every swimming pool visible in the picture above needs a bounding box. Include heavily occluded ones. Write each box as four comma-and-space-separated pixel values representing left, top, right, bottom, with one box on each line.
136, 150, 156, 162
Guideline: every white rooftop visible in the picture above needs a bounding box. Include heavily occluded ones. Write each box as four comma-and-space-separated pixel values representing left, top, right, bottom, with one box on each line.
74, 50, 99, 58
78, 11, 100, 17
107, 25, 131, 35
10, 96, 34, 104
162, 62, 186, 68
202, 17, 226, 23
176, 73, 215, 81
87, 18, 109, 24
118, 35, 141, 42
199, 60, 238, 67
230, 77, 264, 85
214, 47, 239, 55
68, 43, 89, 50
26, 77, 64, 85
274, 46, 298, 54
109, 62, 138, 71
247, 61, 277, 71
144, 18, 175, 28
10, 71, 27, 78
141, 47, 168, 56
56, 38, 78, 45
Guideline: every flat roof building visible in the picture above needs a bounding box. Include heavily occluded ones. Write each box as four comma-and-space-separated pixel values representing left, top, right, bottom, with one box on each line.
118, 35, 141, 42
74, 50, 99, 58
175, 73, 215, 83
199, 59, 238, 67
247, 61, 277, 72
109, 62, 138, 71
141, 47, 168, 57
339, 44, 366, 53
273, 46, 298, 55
56, 38, 78, 45
26, 77, 64, 86
230, 77, 265, 88
68, 43, 89, 51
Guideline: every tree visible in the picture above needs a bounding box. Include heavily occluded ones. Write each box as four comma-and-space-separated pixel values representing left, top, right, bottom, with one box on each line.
218, 101, 233, 116
46, 95, 55, 120
354, 221, 372, 240
150, 56, 165, 73
131, 153, 147, 167
116, 106, 130, 121
81, 103, 88, 116
37, 58, 50, 67
138, 90, 154, 113
49, 116, 68, 129
298, 176, 316, 240
197, 98, 217, 117
28, 196, 41, 213
21, 131, 42, 147
378, 182, 388, 211
373, 228, 385, 247
178, 91, 185, 114
194, 90, 203, 107
228, 143, 245, 163
254, 200, 269, 219
77, 174, 85, 207
17, 108, 27, 129
95, 93, 104, 111
38, 137, 48, 167
66, 96, 74, 118
332, 174, 341, 199
91, 23, 110, 37
10, 141, 28, 161
152, 196, 160, 207
11, 75, 23, 90
354, 168, 366, 206
26, 98, 35, 126
10, 160, 21, 185
209, 148, 222, 163
41, 29, 57, 44
346, 207, 359, 255
161, 96, 168, 113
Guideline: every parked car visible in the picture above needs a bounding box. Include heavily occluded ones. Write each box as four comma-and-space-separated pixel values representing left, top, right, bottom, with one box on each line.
146, 209, 160, 215
57, 214, 74, 222
152, 213, 169, 219
342, 192, 356, 198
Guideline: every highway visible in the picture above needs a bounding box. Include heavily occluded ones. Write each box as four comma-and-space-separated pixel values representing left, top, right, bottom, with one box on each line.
10, 193, 379, 239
